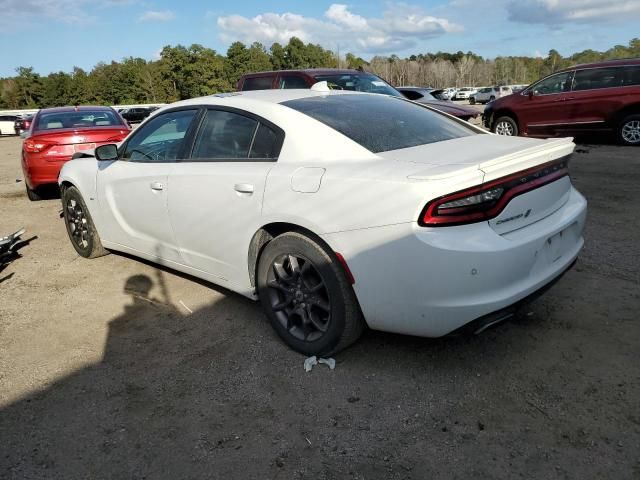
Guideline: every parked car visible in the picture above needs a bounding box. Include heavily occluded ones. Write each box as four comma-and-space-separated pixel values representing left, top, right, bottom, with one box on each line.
22, 106, 130, 200
120, 107, 153, 123
483, 58, 640, 145
0, 115, 18, 135
470, 86, 513, 105
14, 114, 34, 135
452, 87, 477, 100
442, 87, 457, 100
237, 69, 404, 97
58, 90, 586, 355
509, 84, 529, 93
397, 86, 479, 121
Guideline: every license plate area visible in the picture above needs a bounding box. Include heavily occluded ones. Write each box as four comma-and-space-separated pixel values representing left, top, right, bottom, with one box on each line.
74, 143, 96, 152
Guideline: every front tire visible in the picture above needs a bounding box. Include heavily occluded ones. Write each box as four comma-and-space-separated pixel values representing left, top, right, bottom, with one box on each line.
469, 97, 476, 105
618, 114, 640, 146
493, 116, 518, 136
257, 232, 364, 356
61, 186, 108, 258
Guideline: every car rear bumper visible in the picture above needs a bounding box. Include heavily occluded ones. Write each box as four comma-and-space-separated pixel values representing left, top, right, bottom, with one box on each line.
22, 153, 71, 189
322, 186, 587, 337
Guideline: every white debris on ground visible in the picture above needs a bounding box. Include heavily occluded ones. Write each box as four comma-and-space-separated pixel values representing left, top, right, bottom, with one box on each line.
304, 356, 336, 372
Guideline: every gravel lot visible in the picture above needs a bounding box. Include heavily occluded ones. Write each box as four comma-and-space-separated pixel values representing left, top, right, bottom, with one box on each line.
0, 130, 639, 479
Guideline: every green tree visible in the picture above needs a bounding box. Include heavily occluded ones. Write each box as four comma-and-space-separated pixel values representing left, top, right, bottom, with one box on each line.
270, 42, 286, 70
225, 41, 272, 86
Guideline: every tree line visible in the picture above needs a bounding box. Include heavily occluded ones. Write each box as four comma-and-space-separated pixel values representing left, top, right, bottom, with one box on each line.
1, 37, 639, 109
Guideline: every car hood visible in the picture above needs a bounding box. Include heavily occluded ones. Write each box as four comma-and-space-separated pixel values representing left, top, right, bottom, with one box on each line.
418, 100, 478, 117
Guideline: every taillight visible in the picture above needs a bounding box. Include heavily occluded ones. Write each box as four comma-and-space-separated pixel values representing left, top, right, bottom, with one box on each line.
24, 139, 52, 153
419, 157, 570, 227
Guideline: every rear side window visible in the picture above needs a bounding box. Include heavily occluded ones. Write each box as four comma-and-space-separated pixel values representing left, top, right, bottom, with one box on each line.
282, 94, 475, 153
191, 110, 282, 160
279, 75, 309, 89
250, 123, 279, 158
622, 65, 640, 86
241, 76, 274, 91
573, 67, 622, 91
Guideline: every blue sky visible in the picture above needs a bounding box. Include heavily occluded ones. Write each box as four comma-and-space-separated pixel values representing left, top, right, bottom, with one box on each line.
1, 0, 639, 77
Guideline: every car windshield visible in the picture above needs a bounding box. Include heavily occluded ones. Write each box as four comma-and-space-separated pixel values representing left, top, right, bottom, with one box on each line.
313, 73, 403, 97
35, 110, 123, 130
282, 94, 475, 153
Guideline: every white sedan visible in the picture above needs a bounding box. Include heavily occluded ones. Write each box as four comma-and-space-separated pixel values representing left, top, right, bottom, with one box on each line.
58, 89, 587, 355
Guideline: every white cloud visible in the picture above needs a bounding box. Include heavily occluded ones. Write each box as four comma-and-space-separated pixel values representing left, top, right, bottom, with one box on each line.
507, 0, 640, 24
217, 3, 462, 53
138, 9, 175, 22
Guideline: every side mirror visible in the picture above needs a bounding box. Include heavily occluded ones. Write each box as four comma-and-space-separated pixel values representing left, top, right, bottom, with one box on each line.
95, 144, 119, 161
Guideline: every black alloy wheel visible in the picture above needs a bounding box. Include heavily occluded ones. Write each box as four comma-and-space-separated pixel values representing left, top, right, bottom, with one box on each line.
257, 232, 364, 355
62, 186, 108, 258
266, 253, 331, 342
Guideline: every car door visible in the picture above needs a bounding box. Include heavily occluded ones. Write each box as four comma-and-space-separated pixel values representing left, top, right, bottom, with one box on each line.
519, 70, 575, 136
96, 108, 200, 264
168, 107, 284, 288
563, 66, 625, 133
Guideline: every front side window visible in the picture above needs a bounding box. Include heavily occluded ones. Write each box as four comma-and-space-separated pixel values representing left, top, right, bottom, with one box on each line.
573, 67, 622, 91
122, 109, 196, 162
190, 110, 281, 161
279, 75, 309, 89
282, 94, 475, 153
242, 76, 274, 91
622, 65, 640, 86
531, 71, 574, 95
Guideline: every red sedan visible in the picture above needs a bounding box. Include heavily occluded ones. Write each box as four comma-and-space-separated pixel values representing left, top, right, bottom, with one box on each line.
22, 106, 130, 200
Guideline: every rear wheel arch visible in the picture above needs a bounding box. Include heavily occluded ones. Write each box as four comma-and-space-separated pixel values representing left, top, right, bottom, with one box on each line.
613, 103, 640, 124
248, 222, 338, 288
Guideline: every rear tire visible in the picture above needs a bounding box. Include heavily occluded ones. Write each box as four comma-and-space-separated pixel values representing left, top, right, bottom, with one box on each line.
469, 97, 476, 105
493, 116, 518, 136
618, 114, 640, 146
489, 95, 496, 102
257, 232, 364, 356
25, 184, 42, 201
61, 186, 108, 258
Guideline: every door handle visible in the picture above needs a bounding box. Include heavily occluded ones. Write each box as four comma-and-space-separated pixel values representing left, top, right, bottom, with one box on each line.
234, 183, 254, 194
150, 181, 164, 191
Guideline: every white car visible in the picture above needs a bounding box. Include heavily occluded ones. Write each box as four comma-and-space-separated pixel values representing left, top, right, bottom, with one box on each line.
58, 89, 587, 355
453, 87, 477, 100
470, 86, 513, 105
442, 87, 457, 100
0, 114, 18, 135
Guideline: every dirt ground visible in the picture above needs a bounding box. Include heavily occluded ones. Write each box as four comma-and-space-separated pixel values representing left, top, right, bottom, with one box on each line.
0, 132, 638, 479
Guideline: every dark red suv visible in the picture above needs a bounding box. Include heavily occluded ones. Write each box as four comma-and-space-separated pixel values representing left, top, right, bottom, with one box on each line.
483, 58, 640, 145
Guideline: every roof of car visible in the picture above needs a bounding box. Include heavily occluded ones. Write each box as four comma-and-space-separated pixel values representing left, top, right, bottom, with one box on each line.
169, 89, 366, 108
565, 57, 640, 70
37, 105, 114, 114
241, 68, 371, 78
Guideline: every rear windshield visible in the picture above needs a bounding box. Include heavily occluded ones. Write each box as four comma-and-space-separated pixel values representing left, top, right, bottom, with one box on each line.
313, 73, 403, 98
282, 94, 475, 153
35, 110, 123, 131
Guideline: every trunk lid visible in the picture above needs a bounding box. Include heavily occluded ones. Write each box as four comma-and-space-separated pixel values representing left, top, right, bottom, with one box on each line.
30, 127, 130, 161
380, 135, 575, 234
